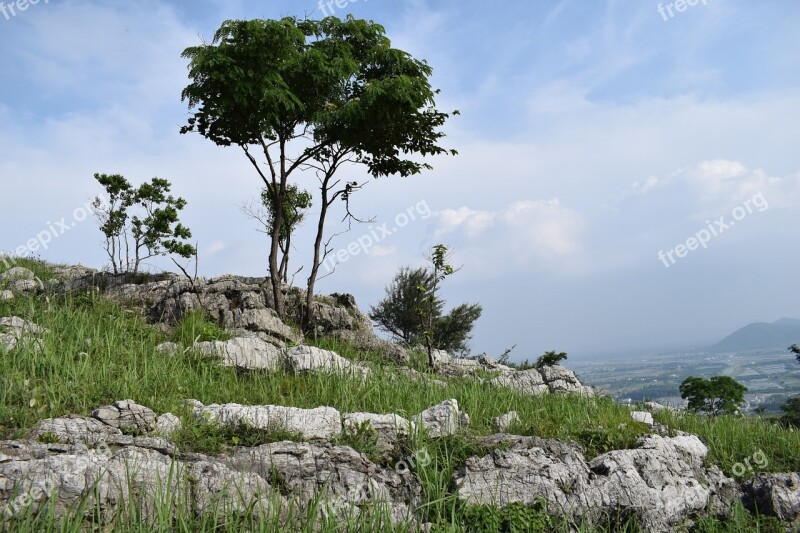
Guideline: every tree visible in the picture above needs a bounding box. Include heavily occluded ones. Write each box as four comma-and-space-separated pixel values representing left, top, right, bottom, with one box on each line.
369, 246, 482, 365
679, 376, 748, 416
242, 184, 312, 284
91, 174, 196, 275
181, 17, 456, 322
535, 350, 568, 368
369, 267, 440, 344
790, 344, 800, 365
781, 398, 800, 428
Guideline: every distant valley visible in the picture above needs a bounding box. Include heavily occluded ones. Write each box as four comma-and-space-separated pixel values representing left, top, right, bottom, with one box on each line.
571, 318, 800, 413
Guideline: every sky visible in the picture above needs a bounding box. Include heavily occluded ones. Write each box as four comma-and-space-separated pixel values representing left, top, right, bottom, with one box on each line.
1, 0, 799, 361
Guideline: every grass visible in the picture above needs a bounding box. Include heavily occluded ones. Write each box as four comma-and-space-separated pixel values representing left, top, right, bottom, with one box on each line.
1, 257, 798, 531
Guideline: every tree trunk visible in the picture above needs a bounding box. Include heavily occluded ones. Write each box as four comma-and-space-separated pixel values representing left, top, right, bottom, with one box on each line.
304, 176, 331, 332
268, 141, 288, 318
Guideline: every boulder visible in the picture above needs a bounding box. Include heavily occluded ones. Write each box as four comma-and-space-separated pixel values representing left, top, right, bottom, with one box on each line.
343, 413, 415, 452
742, 472, 800, 523
0, 267, 34, 282
454, 434, 739, 532
154, 413, 182, 438
193, 337, 284, 371
0, 316, 47, 351
91, 400, 158, 435
188, 400, 342, 442
283, 345, 369, 380
491, 411, 520, 432
490, 368, 549, 397
631, 411, 654, 427
413, 399, 469, 438
0, 290, 14, 301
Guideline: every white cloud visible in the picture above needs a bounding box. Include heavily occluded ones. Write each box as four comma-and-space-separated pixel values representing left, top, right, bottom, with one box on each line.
435, 207, 495, 236
367, 245, 397, 257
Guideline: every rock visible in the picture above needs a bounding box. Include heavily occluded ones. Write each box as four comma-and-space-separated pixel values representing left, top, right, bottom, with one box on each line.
232, 308, 301, 344
193, 337, 284, 371
490, 368, 549, 397
0, 266, 35, 282
742, 472, 800, 523
27, 414, 123, 445
395, 366, 447, 389
189, 400, 342, 442
12, 279, 40, 293
343, 413, 415, 452
155, 413, 182, 438
430, 349, 453, 367
0, 316, 47, 351
225, 441, 420, 525
539, 365, 591, 395
413, 399, 469, 438
155, 341, 181, 356
491, 411, 520, 432
454, 434, 739, 532
91, 400, 158, 435
631, 411, 654, 427
0, 290, 13, 301
283, 345, 369, 380
0, 440, 280, 524
644, 401, 670, 412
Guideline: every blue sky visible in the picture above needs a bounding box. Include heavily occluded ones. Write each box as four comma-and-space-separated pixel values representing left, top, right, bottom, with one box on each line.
1, 0, 799, 361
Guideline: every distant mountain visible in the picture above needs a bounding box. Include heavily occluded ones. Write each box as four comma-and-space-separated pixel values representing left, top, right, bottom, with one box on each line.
713, 318, 800, 352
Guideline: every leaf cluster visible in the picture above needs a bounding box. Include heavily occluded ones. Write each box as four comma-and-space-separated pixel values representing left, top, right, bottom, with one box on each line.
679, 376, 748, 416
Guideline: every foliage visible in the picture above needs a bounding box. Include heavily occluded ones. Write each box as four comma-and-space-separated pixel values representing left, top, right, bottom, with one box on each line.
790, 344, 800, 365
172, 310, 231, 347
679, 376, 747, 416
91, 173, 195, 274
535, 350, 568, 368
369, 257, 482, 358
180, 16, 457, 321
261, 184, 312, 282
781, 397, 800, 428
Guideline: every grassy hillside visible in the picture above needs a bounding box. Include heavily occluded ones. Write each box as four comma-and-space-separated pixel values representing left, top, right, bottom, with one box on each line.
1, 258, 797, 532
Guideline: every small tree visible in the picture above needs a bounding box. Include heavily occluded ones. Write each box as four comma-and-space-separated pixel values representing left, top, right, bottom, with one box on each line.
781, 398, 800, 428
369, 267, 440, 344
679, 376, 748, 416
369, 249, 482, 363
790, 344, 800, 365
534, 350, 568, 368
91, 173, 196, 274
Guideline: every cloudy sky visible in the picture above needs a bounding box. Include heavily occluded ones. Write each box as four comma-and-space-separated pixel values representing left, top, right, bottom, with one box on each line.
1, 0, 798, 361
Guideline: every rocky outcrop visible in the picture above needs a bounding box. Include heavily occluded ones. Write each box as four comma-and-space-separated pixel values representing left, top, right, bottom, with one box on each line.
181, 338, 371, 380
91, 400, 158, 435
187, 400, 343, 442
412, 399, 469, 438
491, 411, 520, 432
0, 316, 47, 351
343, 413, 415, 453
742, 472, 800, 524
454, 434, 739, 532
0, 267, 39, 294
490, 368, 549, 396
50, 270, 407, 363
0, 439, 419, 527
192, 337, 284, 371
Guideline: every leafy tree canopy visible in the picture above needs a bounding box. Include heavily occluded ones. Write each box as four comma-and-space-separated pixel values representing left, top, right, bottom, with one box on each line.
679, 376, 748, 416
